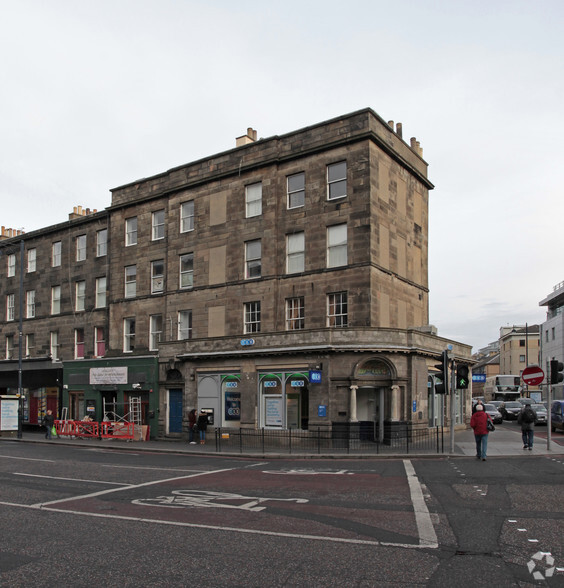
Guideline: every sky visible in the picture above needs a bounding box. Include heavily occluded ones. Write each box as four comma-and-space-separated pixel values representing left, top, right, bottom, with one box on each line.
1, 0, 562, 353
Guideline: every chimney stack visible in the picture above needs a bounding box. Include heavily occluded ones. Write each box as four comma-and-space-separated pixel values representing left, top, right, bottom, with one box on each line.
236, 127, 258, 147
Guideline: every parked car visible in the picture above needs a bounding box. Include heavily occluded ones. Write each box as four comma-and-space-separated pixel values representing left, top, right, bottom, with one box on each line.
517, 397, 535, 405
483, 403, 503, 424
551, 400, 564, 433
489, 400, 504, 410
499, 401, 523, 420
530, 403, 547, 425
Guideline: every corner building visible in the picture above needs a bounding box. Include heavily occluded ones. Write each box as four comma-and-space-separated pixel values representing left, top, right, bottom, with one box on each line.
0, 108, 472, 439
108, 108, 470, 437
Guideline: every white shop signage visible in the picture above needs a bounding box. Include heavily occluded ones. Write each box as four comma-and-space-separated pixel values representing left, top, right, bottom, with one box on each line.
89, 366, 128, 385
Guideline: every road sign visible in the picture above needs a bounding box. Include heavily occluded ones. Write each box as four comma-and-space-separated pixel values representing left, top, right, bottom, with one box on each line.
472, 374, 486, 383
521, 366, 545, 386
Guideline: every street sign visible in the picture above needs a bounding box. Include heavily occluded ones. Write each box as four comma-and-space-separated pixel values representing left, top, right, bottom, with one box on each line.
521, 366, 545, 386
472, 374, 486, 383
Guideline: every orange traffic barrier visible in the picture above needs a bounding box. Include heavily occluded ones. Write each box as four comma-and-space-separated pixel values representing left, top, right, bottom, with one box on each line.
54, 420, 98, 438
54, 420, 135, 440
100, 421, 134, 440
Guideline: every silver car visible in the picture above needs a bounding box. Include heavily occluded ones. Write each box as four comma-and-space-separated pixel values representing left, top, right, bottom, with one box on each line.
531, 404, 547, 425
484, 403, 503, 424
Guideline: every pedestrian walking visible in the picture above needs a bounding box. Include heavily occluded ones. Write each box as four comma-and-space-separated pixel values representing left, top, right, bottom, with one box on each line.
196, 410, 208, 445
472, 399, 485, 414
42, 410, 55, 440
470, 404, 490, 461
188, 409, 197, 444
518, 403, 537, 450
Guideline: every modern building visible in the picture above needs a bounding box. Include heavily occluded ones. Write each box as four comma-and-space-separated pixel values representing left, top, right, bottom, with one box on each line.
0, 108, 472, 439
539, 280, 564, 398
498, 325, 540, 395
470, 346, 500, 399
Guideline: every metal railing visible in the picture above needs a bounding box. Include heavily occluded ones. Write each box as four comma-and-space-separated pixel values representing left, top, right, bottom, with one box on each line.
214, 424, 444, 455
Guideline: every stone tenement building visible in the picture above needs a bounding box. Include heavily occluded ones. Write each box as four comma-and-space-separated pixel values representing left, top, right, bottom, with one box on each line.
0, 108, 472, 439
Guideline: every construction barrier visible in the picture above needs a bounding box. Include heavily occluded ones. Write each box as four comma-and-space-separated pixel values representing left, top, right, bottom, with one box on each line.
54, 420, 134, 441
100, 421, 134, 440
54, 420, 99, 438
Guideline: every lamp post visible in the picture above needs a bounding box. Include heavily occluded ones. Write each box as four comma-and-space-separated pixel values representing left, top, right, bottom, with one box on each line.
17, 239, 24, 438
0, 237, 25, 438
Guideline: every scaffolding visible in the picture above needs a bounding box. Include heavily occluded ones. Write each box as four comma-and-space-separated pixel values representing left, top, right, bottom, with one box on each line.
103, 396, 144, 441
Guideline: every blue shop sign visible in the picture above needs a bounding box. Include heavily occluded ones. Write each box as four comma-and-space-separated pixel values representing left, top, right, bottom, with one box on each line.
309, 370, 322, 383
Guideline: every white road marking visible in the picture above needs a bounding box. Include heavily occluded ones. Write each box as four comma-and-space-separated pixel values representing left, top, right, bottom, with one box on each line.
31, 468, 234, 508
0, 500, 432, 549
14, 472, 132, 486
102, 464, 206, 472
0, 455, 55, 462
403, 459, 438, 548
2, 461, 440, 550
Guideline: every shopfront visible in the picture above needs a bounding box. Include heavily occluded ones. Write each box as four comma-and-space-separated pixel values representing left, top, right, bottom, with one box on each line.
63, 356, 159, 438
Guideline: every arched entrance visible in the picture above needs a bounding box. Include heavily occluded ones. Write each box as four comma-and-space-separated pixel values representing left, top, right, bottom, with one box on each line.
349, 359, 401, 442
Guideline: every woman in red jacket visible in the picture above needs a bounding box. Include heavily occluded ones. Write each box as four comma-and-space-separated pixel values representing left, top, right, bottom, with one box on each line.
470, 404, 490, 461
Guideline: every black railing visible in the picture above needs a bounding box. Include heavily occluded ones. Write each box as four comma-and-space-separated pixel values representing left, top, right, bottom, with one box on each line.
214, 424, 444, 455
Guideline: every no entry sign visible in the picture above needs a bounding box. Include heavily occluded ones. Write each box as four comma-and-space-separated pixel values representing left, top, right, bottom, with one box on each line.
521, 366, 545, 386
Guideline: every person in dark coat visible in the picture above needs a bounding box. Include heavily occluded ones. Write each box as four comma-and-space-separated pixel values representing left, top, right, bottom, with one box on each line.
188, 409, 197, 444
470, 404, 490, 461
196, 410, 209, 445
517, 404, 537, 450
42, 410, 55, 440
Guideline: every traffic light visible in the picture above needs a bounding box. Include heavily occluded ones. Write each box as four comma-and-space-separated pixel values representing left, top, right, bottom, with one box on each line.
456, 365, 469, 389
550, 359, 564, 384
434, 350, 449, 394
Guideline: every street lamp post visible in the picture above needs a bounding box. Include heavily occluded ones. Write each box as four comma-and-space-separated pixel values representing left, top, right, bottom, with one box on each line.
17, 239, 24, 438
1, 237, 25, 438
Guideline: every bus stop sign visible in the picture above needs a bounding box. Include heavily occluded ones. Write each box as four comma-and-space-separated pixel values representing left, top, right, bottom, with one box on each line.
521, 366, 544, 386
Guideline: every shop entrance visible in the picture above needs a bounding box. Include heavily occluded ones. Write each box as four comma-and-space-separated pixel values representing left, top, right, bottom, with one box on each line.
356, 386, 385, 442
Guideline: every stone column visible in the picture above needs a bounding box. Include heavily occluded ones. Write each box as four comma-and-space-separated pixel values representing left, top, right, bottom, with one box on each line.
349, 385, 358, 422
390, 385, 401, 421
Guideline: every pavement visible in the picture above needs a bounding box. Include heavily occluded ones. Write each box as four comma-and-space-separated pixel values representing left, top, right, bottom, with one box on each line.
2, 423, 564, 459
